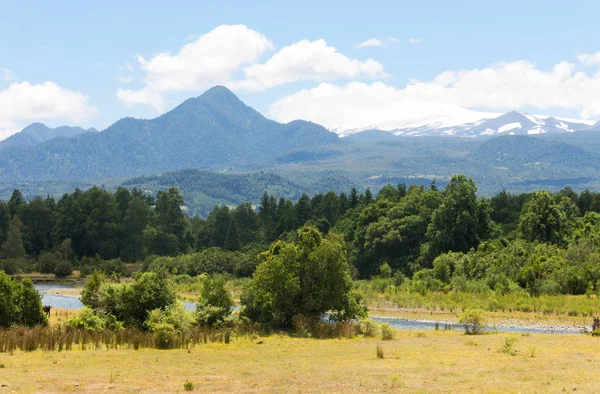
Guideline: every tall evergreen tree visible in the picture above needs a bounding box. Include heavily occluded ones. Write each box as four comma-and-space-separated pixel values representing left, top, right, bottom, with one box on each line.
295, 193, 313, 227
0, 215, 26, 259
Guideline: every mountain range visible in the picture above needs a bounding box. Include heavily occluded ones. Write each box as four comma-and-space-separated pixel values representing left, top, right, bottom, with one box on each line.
0, 86, 337, 181
0, 123, 97, 150
338, 111, 599, 138
2, 85, 600, 212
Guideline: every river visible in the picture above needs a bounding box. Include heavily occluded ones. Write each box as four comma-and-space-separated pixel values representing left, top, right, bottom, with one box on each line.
35, 284, 580, 334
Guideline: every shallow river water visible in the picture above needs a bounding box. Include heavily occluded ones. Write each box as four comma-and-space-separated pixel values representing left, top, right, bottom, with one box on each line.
35, 284, 579, 334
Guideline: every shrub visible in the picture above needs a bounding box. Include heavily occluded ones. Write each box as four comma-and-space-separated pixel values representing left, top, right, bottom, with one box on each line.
146, 303, 195, 333
38, 252, 59, 274
195, 276, 233, 328
184, 381, 194, 391
54, 261, 73, 277
591, 330, 600, 337
458, 309, 486, 335
381, 323, 395, 340
65, 308, 106, 331
152, 323, 177, 349
376, 344, 384, 359
379, 263, 392, 279
360, 319, 380, 338
501, 336, 519, 356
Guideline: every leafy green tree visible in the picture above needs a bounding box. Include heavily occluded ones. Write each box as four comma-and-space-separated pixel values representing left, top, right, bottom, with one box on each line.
0, 215, 26, 259
0, 273, 47, 327
519, 191, 574, 244
0, 270, 20, 327
423, 175, 491, 263
19, 278, 47, 326
82, 270, 176, 328
241, 226, 366, 329
54, 260, 73, 277
195, 275, 234, 327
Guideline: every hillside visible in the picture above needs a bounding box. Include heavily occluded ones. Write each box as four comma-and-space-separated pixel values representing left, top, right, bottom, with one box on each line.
0, 123, 96, 150
122, 169, 357, 217
0, 86, 339, 181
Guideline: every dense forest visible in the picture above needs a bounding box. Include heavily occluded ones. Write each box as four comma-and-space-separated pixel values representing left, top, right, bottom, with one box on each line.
3, 175, 600, 296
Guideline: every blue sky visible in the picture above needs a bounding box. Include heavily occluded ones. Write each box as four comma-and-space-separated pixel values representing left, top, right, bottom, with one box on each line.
1, 0, 600, 138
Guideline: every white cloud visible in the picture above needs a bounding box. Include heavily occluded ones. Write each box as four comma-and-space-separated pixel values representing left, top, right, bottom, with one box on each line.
0, 81, 97, 140
1, 68, 16, 82
235, 39, 385, 91
578, 51, 600, 66
355, 38, 385, 48
117, 24, 273, 111
268, 59, 600, 131
408, 38, 423, 44
118, 25, 385, 109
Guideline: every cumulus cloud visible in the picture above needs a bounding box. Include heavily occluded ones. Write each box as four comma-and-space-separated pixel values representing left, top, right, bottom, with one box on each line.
117, 24, 273, 111
0, 81, 97, 140
118, 25, 385, 110
355, 38, 385, 48
578, 51, 600, 66
235, 39, 385, 91
268, 59, 600, 131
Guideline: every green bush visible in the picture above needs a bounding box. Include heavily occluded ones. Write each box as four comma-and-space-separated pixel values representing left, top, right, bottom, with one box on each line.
458, 309, 487, 335
183, 381, 194, 391
54, 261, 73, 277
152, 323, 177, 349
195, 276, 233, 328
501, 336, 519, 355
379, 263, 392, 279
381, 323, 395, 340
65, 308, 106, 331
360, 319, 380, 338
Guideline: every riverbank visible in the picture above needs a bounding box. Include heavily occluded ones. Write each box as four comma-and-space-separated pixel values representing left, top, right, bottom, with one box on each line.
2, 331, 600, 393
370, 307, 592, 333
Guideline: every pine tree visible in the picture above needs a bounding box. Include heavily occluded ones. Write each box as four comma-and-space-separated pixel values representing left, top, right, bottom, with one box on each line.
224, 219, 241, 251
0, 215, 26, 259
349, 187, 359, 208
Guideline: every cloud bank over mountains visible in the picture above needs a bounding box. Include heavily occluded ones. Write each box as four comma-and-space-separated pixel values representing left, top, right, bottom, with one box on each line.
2, 22, 600, 140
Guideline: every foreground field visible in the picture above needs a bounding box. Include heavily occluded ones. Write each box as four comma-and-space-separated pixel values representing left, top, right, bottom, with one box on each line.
2, 331, 600, 393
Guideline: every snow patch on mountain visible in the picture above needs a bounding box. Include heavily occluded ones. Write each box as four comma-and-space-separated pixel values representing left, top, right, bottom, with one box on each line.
498, 122, 521, 133
336, 110, 598, 138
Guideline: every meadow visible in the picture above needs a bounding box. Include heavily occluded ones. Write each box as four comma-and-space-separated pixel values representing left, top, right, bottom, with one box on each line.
2, 329, 600, 393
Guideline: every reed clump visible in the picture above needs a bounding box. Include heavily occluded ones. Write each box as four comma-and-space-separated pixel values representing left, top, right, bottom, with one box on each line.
0, 326, 255, 352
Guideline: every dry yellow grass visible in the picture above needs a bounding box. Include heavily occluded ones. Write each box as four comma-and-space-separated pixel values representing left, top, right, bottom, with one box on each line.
1, 330, 599, 393
48, 308, 80, 327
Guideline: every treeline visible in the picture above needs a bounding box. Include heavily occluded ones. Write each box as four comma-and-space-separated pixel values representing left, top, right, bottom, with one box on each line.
4, 176, 600, 296
0, 185, 370, 276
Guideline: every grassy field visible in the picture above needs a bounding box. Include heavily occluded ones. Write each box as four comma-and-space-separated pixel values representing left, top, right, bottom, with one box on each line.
1, 330, 600, 393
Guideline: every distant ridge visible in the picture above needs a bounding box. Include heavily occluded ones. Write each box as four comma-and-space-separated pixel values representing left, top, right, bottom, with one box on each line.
0, 123, 97, 149
0, 86, 339, 181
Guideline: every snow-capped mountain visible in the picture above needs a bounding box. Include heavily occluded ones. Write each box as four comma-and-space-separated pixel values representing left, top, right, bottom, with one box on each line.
336, 111, 597, 138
